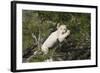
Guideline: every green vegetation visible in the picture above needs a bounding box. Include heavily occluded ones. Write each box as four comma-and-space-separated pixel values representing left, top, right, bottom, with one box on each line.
22, 10, 91, 62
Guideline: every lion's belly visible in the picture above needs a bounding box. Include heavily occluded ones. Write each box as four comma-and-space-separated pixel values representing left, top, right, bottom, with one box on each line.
42, 32, 58, 48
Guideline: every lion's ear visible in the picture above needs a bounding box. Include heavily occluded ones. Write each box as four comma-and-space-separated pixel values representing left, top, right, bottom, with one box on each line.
57, 23, 60, 29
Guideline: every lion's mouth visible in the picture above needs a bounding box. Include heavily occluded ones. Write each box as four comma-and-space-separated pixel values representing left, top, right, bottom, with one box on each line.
62, 32, 65, 34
